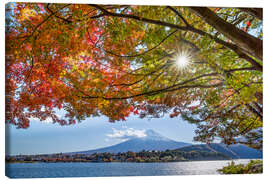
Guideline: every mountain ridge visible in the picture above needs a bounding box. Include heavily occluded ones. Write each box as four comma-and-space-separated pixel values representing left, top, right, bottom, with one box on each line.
177, 143, 262, 159
70, 129, 191, 154
68, 129, 262, 159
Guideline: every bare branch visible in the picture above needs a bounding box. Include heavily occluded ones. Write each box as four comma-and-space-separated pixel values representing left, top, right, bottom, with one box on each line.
80, 72, 222, 100
46, 4, 72, 24
166, 6, 189, 26
105, 30, 178, 58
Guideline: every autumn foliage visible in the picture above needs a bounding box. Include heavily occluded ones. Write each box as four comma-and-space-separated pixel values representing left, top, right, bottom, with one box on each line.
5, 3, 262, 149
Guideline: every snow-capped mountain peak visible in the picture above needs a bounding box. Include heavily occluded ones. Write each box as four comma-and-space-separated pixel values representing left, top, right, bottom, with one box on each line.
142, 129, 170, 141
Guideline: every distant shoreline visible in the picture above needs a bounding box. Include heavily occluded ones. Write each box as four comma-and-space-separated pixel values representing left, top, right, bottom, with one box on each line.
6, 150, 232, 164
7, 158, 263, 164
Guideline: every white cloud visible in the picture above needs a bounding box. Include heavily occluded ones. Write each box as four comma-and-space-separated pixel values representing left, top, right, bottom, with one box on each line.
106, 128, 147, 140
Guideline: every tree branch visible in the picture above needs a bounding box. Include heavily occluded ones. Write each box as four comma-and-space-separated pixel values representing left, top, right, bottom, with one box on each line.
88, 4, 190, 30
46, 4, 72, 24
105, 30, 178, 58
245, 104, 263, 121
224, 66, 257, 73
18, 4, 71, 40
166, 6, 189, 26
238, 8, 262, 20
89, 4, 262, 72
189, 7, 262, 61
80, 72, 222, 100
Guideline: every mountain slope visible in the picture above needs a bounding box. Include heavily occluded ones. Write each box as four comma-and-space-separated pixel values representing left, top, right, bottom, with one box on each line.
71, 130, 191, 154
69, 130, 262, 159
178, 143, 262, 159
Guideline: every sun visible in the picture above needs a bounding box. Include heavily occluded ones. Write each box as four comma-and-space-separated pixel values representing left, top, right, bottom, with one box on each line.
176, 55, 189, 68
175, 52, 191, 69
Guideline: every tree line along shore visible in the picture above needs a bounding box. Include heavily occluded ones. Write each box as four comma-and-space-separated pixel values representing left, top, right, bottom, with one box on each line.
6, 149, 231, 163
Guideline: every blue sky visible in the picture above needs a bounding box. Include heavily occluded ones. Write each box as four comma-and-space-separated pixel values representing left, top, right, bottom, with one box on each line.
5, 114, 197, 155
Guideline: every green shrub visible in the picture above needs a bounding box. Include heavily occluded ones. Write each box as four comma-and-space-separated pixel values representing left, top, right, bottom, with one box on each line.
218, 160, 263, 174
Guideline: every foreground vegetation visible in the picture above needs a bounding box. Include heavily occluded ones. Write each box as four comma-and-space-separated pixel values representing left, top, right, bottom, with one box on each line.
218, 160, 263, 174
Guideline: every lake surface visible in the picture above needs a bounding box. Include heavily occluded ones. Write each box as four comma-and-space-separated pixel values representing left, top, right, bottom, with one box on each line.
6, 159, 252, 178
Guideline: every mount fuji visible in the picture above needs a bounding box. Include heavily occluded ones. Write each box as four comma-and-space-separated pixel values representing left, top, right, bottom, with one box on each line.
71, 129, 191, 154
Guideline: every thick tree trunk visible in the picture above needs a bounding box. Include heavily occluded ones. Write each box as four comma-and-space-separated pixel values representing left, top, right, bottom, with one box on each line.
190, 7, 263, 61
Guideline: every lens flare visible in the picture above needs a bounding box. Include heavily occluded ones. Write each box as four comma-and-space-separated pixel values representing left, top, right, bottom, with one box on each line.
177, 55, 189, 68
175, 51, 191, 69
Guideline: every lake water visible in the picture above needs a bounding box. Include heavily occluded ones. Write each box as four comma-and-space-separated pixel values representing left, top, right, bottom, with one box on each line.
6, 159, 252, 178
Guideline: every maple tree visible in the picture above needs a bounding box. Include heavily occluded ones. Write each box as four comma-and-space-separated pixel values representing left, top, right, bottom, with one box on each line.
5, 3, 262, 149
